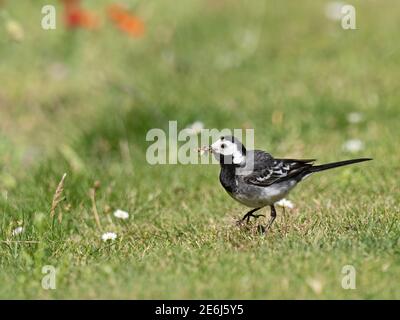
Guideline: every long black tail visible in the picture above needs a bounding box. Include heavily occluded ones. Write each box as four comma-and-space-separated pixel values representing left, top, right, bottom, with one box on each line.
310, 158, 372, 173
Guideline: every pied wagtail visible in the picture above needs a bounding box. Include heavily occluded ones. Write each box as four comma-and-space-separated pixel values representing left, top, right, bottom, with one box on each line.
202, 136, 372, 233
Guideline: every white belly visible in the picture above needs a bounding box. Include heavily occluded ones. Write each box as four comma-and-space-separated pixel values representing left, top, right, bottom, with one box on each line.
231, 179, 297, 208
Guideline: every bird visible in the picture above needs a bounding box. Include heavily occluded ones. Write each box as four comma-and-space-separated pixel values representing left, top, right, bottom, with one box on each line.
203, 135, 372, 233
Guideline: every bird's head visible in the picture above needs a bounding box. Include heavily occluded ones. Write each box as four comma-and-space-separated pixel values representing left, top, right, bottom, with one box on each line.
208, 135, 246, 166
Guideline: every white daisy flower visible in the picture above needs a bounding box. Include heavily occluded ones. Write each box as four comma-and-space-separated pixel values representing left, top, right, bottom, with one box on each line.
185, 121, 204, 135
113, 209, 129, 220
324, 1, 346, 21
12, 226, 24, 236
347, 112, 363, 124
275, 198, 294, 209
343, 139, 364, 153
101, 232, 117, 242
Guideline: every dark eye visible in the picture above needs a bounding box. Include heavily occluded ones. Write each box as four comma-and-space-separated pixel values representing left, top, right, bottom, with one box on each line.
220, 136, 225, 140
221, 143, 226, 149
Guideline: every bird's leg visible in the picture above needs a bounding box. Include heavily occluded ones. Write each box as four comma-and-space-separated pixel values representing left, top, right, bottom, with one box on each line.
238, 207, 264, 224
266, 205, 277, 230
258, 205, 277, 234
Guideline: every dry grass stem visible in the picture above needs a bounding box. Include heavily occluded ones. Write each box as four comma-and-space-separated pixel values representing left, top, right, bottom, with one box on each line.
90, 187, 102, 230
50, 173, 67, 223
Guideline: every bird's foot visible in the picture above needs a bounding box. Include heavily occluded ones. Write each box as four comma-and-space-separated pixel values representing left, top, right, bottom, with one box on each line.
237, 212, 265, 225
257, 225, 266, 234
257, 222, 275, 235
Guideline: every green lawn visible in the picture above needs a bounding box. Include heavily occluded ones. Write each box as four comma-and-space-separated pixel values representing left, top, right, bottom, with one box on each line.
0, 0, 399, 299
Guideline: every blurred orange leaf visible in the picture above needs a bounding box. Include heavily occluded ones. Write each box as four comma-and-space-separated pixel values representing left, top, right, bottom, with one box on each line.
107, 4, 145, 37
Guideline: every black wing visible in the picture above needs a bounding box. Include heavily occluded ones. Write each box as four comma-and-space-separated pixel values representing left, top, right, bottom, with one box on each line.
244, 152, 316, 187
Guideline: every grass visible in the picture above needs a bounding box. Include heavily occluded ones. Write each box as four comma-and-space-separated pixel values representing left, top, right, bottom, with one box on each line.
0, 0, 399, 299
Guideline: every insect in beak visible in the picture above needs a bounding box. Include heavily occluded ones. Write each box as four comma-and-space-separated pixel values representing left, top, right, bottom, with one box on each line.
196, 146, 211, 155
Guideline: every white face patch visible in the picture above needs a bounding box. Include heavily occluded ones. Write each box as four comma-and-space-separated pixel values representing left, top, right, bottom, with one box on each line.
211, 138, 245, 165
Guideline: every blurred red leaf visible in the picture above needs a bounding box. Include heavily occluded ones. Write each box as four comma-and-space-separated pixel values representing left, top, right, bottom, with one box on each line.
61, 0, 99, 29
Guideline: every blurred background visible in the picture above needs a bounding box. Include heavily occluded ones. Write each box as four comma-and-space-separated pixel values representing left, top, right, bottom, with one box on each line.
1, 0, 399, 174
0, 0, 399, 299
